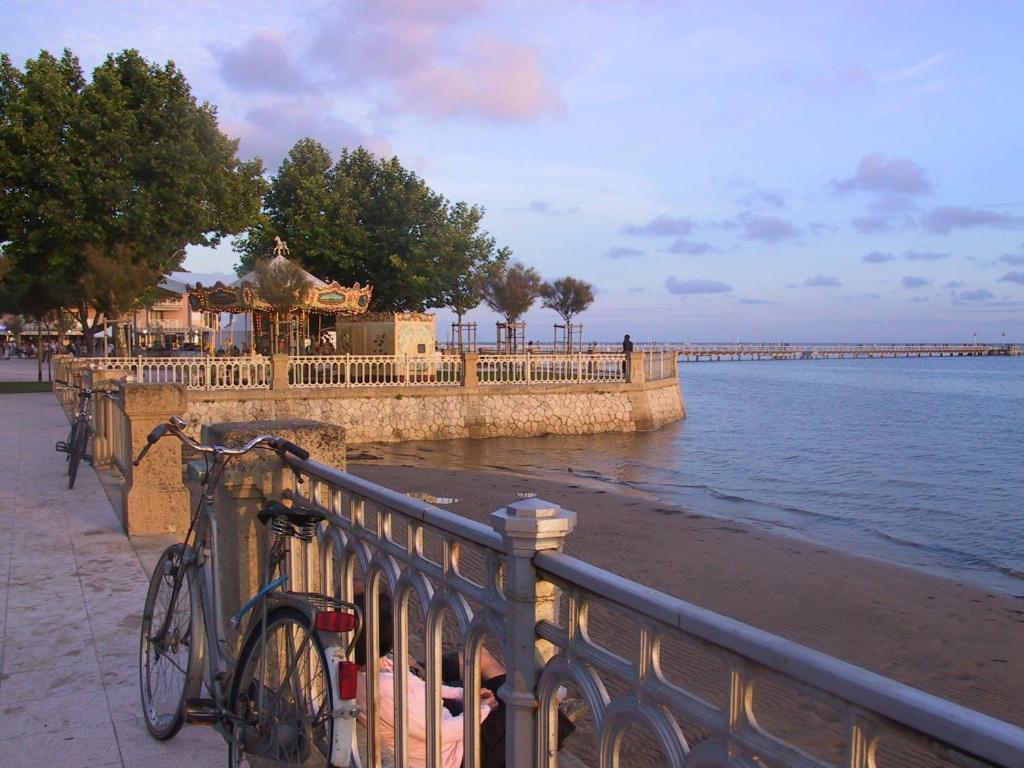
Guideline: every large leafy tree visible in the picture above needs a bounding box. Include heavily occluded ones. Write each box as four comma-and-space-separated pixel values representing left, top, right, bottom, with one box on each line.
235, 142, 508, 312
540, 276, 595, 326
0, 48, 265, 354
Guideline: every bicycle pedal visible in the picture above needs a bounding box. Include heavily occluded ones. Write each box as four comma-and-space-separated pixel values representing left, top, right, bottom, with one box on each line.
55, 441, 69, 453
184, 698, 220, 725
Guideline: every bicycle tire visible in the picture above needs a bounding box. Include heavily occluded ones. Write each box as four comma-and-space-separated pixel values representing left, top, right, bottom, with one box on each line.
228, 606, 334, 767
65, 420, 80, 468
67, 418, 88, 489
139, 544, 199, 740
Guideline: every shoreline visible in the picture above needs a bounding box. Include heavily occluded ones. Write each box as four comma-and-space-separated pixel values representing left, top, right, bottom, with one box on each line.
348, 454, 1024, 726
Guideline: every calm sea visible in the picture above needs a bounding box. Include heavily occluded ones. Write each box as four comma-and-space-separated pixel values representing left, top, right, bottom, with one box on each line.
391, 356, 1024, 596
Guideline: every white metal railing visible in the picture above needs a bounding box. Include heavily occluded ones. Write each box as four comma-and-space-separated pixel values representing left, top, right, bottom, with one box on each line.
288, 354, 464, 388
277, 456, 1024, 768
90, 355, 271, 389
476, 354, 627, 385
643, 347, 677, 381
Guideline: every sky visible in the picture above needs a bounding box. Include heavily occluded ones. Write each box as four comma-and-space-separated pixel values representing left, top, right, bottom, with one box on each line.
3, 0, 1024, 343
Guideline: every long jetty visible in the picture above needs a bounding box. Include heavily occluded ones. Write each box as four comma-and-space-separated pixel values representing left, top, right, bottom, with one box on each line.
658, 342, 1022, 361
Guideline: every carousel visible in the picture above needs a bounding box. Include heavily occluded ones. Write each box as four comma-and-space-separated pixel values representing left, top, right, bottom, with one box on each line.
187, 238, 372, 355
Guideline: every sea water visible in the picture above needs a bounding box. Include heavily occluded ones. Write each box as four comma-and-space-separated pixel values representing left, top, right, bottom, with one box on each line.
401, 356, 1024, 596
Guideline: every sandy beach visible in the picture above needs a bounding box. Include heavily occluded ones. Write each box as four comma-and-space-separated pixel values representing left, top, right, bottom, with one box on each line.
348, 454, 1024, 729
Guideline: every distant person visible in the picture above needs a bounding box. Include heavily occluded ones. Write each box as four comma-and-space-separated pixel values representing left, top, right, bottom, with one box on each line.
622, 334, 633, 378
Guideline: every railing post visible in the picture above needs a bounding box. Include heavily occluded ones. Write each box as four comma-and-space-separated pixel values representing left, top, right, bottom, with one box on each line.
119, 383, 190, 535
86, 368, 123, 469
462, 352, 479, 389
628, 350, 645, 384
491, 498, 577, 768
271, 353, 290, 392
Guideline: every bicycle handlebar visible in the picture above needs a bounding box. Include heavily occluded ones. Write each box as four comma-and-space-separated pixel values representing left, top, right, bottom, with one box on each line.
133, 416, 310, 467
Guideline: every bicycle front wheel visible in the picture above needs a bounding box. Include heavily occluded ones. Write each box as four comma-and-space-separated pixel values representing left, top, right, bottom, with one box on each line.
65, 420, 80, 469
139, 544, 198, 740
67, 418, 88, 489
229, 606, 334, 767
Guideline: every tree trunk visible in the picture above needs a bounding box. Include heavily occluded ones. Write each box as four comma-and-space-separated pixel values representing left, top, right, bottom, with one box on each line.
37, 324, 44, 382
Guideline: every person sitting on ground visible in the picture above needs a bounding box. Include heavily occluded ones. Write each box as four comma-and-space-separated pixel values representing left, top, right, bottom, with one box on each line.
353, 591, 576, 768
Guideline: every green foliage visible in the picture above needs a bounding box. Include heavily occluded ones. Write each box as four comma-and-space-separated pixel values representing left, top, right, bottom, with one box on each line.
483, 260, 542, 323
5, 313, 24, 338
540, 276, 595, 325
0, 48, 265, 351
235, 142, 509, 312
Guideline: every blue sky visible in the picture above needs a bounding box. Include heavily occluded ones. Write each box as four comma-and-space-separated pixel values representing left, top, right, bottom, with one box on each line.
4, 0, 1024, 342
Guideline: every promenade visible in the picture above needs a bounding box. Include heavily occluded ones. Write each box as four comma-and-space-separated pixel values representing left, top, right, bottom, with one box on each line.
0, 360, 223, 767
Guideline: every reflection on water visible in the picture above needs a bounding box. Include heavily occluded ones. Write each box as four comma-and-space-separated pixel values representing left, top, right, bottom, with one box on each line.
362, 356, 1024, 595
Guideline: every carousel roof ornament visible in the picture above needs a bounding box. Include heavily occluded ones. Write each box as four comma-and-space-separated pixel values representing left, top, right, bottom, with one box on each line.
188, 239, 372, 316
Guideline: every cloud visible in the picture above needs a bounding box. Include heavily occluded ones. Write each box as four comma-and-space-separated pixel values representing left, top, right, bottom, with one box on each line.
831, 153, 932, 196
804, 275, 842, 287
739, 298, 777, 305
621, 215, 694, 237
667, 238, 716, 255
225, 98, 388, 170
955, 289, 995, 302
922, 207, 1024, 234
303, 1, 562, 122
735, 212, 800, 243
664, 277, 732, 295
526, 200, 579, 216
808, 222, 839, 234
884, 53, 949, 82
902, 276, 929, 289
213, 33, 314, 94
851, 215, 893, 234
862, 250, 895, 263
902, 250, 949, 261
999, 254, 1024, 266
605, 246, 645, 259
735, 188, 786, 209
998, 271, 1024, 285
943, 280, 965, 289
909, 296, 930, 303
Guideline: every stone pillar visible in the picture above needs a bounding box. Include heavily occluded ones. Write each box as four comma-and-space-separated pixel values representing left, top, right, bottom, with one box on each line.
200, 419, 347, 642
271, 353, 290, 392
461, 352, 480, 389
491, 498, 577, 768
628, 350, 646, 384
120, 383, 191, 535
86, 368, 124, 469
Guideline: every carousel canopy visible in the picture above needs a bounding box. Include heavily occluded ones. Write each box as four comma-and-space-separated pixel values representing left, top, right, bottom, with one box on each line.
188, 239, 372, 316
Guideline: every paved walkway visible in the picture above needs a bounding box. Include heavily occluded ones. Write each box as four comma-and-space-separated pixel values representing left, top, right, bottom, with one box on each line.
0, 356, 56, 382
0, 390, 224, 767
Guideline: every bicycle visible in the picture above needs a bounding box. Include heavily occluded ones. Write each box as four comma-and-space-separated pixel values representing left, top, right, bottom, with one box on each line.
54, 380, 117, 489
134, 415, 362, 767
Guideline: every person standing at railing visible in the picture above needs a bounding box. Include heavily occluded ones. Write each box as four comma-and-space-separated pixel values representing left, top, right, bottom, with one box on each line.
622, 334, 633, 378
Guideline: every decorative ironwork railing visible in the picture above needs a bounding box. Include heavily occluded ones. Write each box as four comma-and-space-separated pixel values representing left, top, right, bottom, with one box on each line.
288, 354, 464, 388
275, 455, 1024, 768
476, 354, 627, 385
91, 355, 272, 389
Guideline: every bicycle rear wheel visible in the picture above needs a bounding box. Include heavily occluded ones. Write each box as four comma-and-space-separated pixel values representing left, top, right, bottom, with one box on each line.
139, 544, 198, 739
67, 418, 88, 489
65, 420, 80, 469
229, 606, 334, 767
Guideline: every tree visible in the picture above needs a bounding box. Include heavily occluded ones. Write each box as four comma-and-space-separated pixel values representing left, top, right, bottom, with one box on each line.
0, 48, 265, 354
541, 276, 595, 349
253, 257, 312, 353
482, 261, 542, 324
235, 142, 508, 312
6, 313, 23, 341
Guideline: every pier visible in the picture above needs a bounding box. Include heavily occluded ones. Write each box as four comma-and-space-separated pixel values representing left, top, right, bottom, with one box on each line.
660, 342, 1022, 362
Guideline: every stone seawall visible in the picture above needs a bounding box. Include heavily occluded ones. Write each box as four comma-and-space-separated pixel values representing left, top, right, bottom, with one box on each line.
183, 377, 684, 444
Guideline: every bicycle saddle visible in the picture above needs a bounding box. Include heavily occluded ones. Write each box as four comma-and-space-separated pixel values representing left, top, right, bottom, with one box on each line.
257, 500, 326, 527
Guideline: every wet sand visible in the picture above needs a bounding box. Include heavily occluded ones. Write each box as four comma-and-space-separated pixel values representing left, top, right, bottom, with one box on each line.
348, 455, 1024, 728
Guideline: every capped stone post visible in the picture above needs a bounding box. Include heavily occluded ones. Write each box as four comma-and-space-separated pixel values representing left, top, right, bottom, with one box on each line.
491, 498, 577, 768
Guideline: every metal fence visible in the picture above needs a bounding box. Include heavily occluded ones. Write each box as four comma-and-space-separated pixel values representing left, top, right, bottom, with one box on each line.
288, 354, 464, 388
277, 455, 1023, 768
89, 355, 272, 389
642, 347, 677, 381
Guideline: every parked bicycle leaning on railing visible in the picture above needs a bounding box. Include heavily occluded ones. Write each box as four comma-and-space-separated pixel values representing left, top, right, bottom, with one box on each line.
54, 379, 118, 490
134, 415, 362, 767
